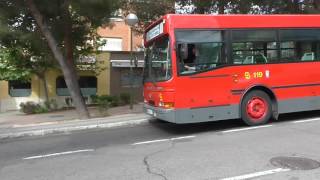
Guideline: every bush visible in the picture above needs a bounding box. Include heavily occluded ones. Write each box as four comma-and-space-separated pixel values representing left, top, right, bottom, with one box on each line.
120, 93, 131, 105
19, 101, 49, 114
20, 102, 38, 114
95, 95, 110, 115
44, 99, 58, 111
108, 96, 119, 107
90, 95, 98, 104
92, 95, 120, 107
33, 106, 49, 114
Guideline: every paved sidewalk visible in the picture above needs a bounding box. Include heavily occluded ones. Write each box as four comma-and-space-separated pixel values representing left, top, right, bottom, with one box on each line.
0, 103, 152, 140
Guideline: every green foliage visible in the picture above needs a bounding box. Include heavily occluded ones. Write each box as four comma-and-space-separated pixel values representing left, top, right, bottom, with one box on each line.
19, 102, 38, 114
121, 0, 175, 32
91, 93, 131, 107
20, 99, 60, 114
0, 0, 121, 81
19, 101, 49, 114
94, 95, 117, 107
119, 93, 131, 105
108, 96, 120, 107
95, 95, 111, 114
174, 0, 320, 14
0, 49, 32, 81
90, 95, 99, 104
33, 106, 49, 114
0, 0, 57, 81
44, 99, 59, 111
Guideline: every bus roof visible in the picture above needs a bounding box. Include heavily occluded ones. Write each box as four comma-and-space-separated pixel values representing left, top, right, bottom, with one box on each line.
166, 14, 320, 29
144, 14, 320, 45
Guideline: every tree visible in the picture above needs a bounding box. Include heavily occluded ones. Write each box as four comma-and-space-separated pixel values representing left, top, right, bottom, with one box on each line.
299, 0, 320, 13
0, 49, 32, 82
0, 0, 120, 119
122, 0, 175, 32
175, 0, 243, 14
0, 17, 57, 102
0, 47, 56, 102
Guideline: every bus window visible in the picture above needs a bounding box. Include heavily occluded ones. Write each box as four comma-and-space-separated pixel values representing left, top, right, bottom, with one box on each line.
232, 42, 277, 64
280, 41, 320, 62
144, 36, 171, 82
178, 42, 225, 74
176, 30, 225, 75
232, 30, 278, 65
280, 29, 320, 62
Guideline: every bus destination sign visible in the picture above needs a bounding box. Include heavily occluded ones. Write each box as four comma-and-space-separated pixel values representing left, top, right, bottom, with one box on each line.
146, 21, 164, 41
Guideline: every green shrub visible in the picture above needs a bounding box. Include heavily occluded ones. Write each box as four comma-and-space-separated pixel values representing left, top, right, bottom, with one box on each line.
90, 95, 98, 104
120, 93, 131, 105
19, 101, 49, 114
34, 106, 49, 114
95, 95, 110, 115
93, 95, 120, 107
108, 96, 119, 107
20, 101, 38, 114
44, 99, 58, 111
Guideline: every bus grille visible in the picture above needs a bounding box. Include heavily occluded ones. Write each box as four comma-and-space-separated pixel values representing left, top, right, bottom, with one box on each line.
148, 100, 155, 106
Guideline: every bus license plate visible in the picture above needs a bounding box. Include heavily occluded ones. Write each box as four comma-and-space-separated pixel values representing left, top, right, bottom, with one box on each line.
146, 109, 153, 115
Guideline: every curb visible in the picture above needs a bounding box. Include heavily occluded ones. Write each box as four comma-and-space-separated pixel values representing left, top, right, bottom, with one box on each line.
11, 113, 146, 128
0, 118, 150, 140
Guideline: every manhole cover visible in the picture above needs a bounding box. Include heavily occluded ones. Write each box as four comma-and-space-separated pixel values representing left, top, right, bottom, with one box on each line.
270, 156, 320, 170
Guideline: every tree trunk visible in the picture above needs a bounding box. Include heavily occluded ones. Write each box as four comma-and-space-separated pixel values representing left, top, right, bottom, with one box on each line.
36, 72, 49, 103
42, 73, 49, 103
62, 0, 74, 65
25, 0, 90, 119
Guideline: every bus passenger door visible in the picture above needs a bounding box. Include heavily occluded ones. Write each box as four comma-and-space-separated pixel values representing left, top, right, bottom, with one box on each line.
175, 69, 236, 123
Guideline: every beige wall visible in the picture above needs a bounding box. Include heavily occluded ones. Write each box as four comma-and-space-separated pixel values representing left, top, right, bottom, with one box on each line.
0, 77, 43, 112
96, 52, 110, 96
0, 52, 111, 112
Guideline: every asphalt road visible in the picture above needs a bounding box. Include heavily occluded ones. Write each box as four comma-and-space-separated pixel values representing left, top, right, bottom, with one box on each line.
1, 111, 320, 180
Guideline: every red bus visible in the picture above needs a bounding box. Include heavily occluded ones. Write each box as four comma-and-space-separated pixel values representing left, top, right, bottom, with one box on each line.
143, 14, 320, 126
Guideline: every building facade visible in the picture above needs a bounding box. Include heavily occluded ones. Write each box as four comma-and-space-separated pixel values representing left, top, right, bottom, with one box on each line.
0, 18, 144, 112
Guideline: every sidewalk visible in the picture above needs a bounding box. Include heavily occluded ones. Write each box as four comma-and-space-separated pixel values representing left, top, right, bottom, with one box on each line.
0, 103, 151, 140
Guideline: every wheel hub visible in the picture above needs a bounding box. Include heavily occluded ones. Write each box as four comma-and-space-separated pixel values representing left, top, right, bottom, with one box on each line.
246, 97, 268, 121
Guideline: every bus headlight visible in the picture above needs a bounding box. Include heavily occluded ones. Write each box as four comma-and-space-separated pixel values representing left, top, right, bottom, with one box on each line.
159, 102, 174, 109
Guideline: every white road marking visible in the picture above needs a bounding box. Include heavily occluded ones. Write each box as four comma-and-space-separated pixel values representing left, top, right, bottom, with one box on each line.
220, 168, 290, 180
132, 135, 196, 145
292, 118, 320, 124
222, 125, 273, 134
23, 149, 94, 160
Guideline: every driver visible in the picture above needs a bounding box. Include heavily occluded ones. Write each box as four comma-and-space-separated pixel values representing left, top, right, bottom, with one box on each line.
183, 44, 197, 71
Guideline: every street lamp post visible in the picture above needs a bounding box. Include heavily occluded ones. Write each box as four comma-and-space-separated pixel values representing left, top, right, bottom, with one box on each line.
125, 13, 138, 110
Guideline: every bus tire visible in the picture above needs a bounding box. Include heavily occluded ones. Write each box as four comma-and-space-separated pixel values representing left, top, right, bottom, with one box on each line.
241, 90, 272, 126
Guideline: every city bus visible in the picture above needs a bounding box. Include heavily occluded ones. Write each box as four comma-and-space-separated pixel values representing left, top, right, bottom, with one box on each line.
143, 14, 320, 126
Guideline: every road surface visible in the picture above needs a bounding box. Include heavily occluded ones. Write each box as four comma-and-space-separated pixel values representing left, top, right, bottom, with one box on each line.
1, 111, 320, 179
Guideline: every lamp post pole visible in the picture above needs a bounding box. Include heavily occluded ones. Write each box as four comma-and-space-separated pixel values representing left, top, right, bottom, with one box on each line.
125, 13, 138, 110
129, 26, 134, 110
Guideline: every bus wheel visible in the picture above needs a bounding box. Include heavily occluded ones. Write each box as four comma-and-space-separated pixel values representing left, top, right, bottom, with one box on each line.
241, 90, 272, 126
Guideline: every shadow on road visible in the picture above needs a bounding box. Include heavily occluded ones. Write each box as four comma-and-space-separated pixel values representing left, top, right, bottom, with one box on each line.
148, 110, 320, 136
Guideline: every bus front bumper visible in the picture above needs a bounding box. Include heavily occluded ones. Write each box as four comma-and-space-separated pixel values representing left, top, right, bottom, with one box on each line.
143, 103, 176, 123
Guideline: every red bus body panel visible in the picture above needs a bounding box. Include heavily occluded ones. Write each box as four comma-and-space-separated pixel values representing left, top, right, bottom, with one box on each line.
143, 14, 320, 123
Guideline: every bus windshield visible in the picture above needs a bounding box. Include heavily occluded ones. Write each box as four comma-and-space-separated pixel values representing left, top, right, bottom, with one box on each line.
144, 36, 171, 82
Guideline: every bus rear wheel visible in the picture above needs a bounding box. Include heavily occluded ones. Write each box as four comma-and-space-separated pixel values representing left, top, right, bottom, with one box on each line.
241, 90, 272, 126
